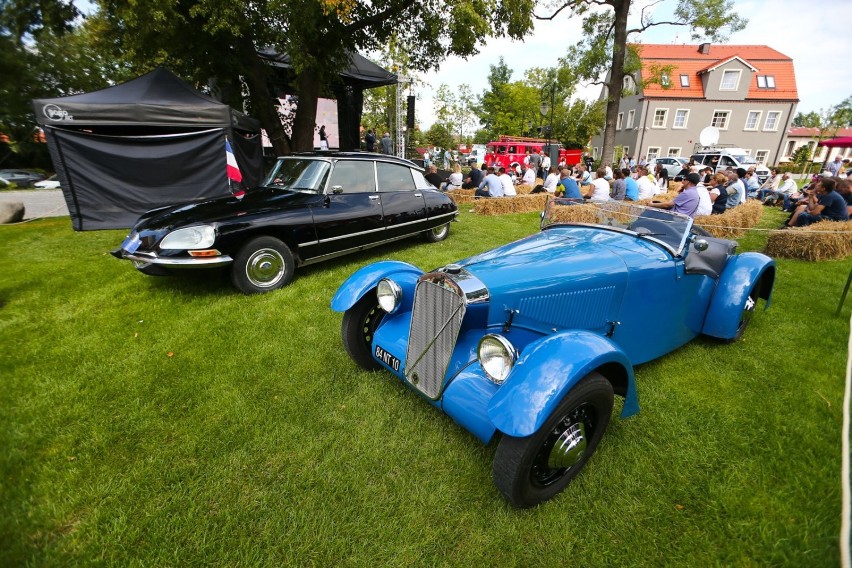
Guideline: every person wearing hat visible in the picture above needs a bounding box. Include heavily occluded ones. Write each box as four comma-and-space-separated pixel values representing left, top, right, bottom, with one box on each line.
647, 172, 702, 218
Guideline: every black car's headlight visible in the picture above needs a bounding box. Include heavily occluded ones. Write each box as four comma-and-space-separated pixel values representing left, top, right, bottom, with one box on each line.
376, 278, 402, 313
160, 225, 216, 250
478, 334, 518, 385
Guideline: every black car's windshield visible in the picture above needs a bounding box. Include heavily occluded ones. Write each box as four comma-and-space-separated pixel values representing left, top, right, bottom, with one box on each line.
262, 158, 331, 193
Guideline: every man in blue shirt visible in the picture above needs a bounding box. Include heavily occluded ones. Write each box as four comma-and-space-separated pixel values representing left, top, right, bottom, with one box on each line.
556, 168, 582, 199
787, 177, 849, 227
477, 167, 504, 198
622, 168, 639, 200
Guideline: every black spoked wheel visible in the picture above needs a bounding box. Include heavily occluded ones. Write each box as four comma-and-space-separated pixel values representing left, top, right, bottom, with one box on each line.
423, 223, 450, 243
230, 236, 295, 294
730, 286, 758, 342
493, 372, 613, 508
341, 293, 385, 371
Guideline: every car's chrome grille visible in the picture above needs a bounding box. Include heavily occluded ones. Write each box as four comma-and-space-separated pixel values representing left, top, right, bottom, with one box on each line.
405, 277, 466, 399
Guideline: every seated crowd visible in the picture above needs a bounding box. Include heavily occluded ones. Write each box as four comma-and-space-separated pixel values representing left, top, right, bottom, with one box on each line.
439, 158, 849, 224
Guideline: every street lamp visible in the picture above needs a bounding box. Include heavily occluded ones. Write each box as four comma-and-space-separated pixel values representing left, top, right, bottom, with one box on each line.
540, 84, 555, 165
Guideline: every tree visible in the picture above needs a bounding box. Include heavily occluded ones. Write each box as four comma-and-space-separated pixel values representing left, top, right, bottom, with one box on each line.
540, 0, 747, 165
433, 84, 477, 144
92, 0, 537, 154
793, 111, 822, 128
424, 123, 454, 151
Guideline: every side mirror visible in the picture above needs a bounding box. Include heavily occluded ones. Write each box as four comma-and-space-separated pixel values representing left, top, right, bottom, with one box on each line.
693, 238, 709, 252
331, 185, 343, 194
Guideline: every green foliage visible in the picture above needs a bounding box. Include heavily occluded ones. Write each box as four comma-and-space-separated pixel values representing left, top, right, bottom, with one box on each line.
424, 122, 454, 150
791, 145, 812, 167
0, 212, 845, 565
793, 111, 822, 128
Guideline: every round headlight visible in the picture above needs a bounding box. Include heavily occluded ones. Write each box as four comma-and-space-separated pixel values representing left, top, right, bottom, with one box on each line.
376, 278, 402, 313
478, 334, 517, 385
160, 225, 216, 250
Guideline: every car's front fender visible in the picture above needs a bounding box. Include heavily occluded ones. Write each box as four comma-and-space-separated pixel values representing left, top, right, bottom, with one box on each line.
331, 260, 423, 312
487, 330, 638, 438
702, 252, 775, 339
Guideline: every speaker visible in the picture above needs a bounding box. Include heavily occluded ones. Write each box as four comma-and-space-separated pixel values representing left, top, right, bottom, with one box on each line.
406, 95, 415, 129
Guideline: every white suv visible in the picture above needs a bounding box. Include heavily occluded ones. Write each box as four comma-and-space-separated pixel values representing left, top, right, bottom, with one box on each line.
648, 156, 688, 178
691, 148, 771, 184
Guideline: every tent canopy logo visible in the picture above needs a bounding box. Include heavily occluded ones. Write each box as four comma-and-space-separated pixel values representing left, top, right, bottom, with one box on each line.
43, 104, 73, 121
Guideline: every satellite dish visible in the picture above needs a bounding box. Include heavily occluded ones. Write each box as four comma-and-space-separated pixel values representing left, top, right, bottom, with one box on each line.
699, 126, 719, 147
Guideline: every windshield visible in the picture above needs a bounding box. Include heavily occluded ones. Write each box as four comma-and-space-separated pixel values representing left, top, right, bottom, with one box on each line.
730, 154, 757, 165
541, 197, 694, 255
262, 158, 331, 193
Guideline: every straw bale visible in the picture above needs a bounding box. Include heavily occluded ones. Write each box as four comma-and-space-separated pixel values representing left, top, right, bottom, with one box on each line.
765, 220, 852, 261
694, 200, 763, 238
548, 203, 601, 224
515, 184, 534, 195
473, 194, 549, 215
668, 181, 683, 192
447, 189, 476, 205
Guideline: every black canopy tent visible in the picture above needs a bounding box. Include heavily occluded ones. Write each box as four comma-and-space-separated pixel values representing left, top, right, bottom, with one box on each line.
33, 67, 263, 230
257, 49, 397, 151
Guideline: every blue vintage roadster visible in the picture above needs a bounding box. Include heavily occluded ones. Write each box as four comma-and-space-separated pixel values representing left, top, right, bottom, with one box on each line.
331, 199, 775, 508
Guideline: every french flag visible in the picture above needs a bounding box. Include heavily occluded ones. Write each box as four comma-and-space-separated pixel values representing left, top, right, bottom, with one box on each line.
225, 138, 245, 198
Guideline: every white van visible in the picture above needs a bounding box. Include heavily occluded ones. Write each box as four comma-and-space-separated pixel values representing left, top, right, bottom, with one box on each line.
466, 144, 487, 166
690, 147, 771, 184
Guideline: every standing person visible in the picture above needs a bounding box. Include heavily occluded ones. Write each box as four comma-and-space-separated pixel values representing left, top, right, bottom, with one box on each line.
444, 148, 452, 169
528, 149, 542, 176
828, 155, 843, 177
364, 129, 376, 152
380, 132, 393, 154
638, 155, 648, 168
318, 125, 328, 150
423, 149, 431, 169
584, 153, 595, 172
541, 152, 551, 179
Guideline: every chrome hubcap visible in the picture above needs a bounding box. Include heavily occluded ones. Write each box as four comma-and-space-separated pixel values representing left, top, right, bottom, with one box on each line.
246, 248, 285, 287
432, 224, 448, 238
547, 421, 587, 469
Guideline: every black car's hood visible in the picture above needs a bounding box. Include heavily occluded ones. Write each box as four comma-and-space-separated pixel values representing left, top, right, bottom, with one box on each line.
134, 187, 322, 231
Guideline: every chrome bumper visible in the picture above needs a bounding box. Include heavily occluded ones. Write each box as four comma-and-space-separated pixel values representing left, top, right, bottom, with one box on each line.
113, 249, 233, 269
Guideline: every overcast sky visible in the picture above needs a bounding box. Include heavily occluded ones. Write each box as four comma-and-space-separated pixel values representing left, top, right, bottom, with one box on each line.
413, 0, 852, 131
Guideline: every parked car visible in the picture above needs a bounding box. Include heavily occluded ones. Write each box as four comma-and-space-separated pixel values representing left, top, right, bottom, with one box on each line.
691, 147, 772, 184
332, 199, 775, 508
34, 175, 61, 189
648, 156, 688, 178
112, 152, 458, 294
0, 169, 45, 187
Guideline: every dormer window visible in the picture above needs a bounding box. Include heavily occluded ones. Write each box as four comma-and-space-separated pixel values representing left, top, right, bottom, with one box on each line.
757, 75, 776, 89
720, 69, 741, 90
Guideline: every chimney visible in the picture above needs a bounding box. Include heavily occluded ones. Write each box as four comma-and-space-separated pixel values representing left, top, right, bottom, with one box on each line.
698, 43, 711, 55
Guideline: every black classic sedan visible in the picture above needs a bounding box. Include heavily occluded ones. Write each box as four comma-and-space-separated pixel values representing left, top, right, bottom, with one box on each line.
112, 152, 458, 294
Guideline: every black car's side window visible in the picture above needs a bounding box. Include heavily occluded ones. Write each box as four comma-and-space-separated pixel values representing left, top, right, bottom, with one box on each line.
376, 163, 416, 192
329, 161, 376, 193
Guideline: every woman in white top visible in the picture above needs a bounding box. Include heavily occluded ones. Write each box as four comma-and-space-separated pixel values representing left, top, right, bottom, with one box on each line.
543, 167, 560, 192
521, 166, 536, 186
444, 163, 463, 190
586, 167, 611, 202
635, 165, 656, 200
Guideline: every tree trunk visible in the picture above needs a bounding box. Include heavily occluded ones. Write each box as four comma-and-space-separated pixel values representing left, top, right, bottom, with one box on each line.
600, 0, 630, 168
292, 68, 320, 152
235, 35, 291, 156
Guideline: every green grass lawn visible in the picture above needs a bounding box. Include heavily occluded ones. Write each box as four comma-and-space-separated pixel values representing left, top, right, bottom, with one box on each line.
1, 209, 848, 566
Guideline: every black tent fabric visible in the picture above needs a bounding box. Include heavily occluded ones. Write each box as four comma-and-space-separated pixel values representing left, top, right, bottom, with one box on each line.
32, 67, 263, 230
256, 49, 397, 88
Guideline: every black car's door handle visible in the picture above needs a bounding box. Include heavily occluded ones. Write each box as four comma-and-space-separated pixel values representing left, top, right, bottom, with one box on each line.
369, 195, 380, 200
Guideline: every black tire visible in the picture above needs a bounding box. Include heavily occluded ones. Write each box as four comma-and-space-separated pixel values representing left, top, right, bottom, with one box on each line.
230, 236, 295, 294
493, 372, 613, 508
341, 293, 385, 371
730, 286, 758, 342
423, 222, 450, 243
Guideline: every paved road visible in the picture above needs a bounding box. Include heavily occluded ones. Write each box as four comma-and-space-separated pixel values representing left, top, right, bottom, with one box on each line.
0, 189, 69, 220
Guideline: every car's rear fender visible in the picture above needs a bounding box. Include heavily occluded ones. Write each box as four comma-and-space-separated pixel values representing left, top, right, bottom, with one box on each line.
701, 253, 775, 339
487, 330, 638, 438
331, 260, 423, 312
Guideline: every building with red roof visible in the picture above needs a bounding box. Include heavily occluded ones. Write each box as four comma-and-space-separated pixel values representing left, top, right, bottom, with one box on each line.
590, 43, 798, 167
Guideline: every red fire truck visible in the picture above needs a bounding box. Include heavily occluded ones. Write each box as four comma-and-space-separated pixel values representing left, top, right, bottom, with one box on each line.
483, 136, 583, 169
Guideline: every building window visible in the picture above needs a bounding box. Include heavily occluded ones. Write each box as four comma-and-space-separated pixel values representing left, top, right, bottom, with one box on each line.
680, 74, 690, 87
593, 147, 599, 159
673, 109, 689, 129
711, 110, 730, 130
764, 111, 781, 131
661, 73, 670, 87
754, 150, 769, 164
647, 146, 661, 160
623, 146, 630, 158
668, 147, 682, 157
744, 111, 761, 131
616, 112, 624, 130
720, 69, 741, 90
652, 108, 668, 128
626, 109, 635, 128
784, 140, 796, 157
757, 75, 776, 89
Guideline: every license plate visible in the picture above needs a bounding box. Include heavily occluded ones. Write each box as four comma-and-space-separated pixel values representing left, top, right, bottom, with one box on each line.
374, 345, 400, 372
121, 233, 141, 254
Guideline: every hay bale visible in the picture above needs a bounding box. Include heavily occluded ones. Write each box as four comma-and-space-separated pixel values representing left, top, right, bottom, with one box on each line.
515, 184, 534, 195
447, 189, 476, 205
694, 200, 763, 238
474, 194, 549, 215
765, 220, 852, 261
668, 181, 683, 193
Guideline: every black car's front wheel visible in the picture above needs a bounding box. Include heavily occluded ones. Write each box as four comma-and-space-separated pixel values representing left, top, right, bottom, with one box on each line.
341, 293, 385, 371
423, 222, 450, 243
230, 236, 295, 294
493, 372, 613, 508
